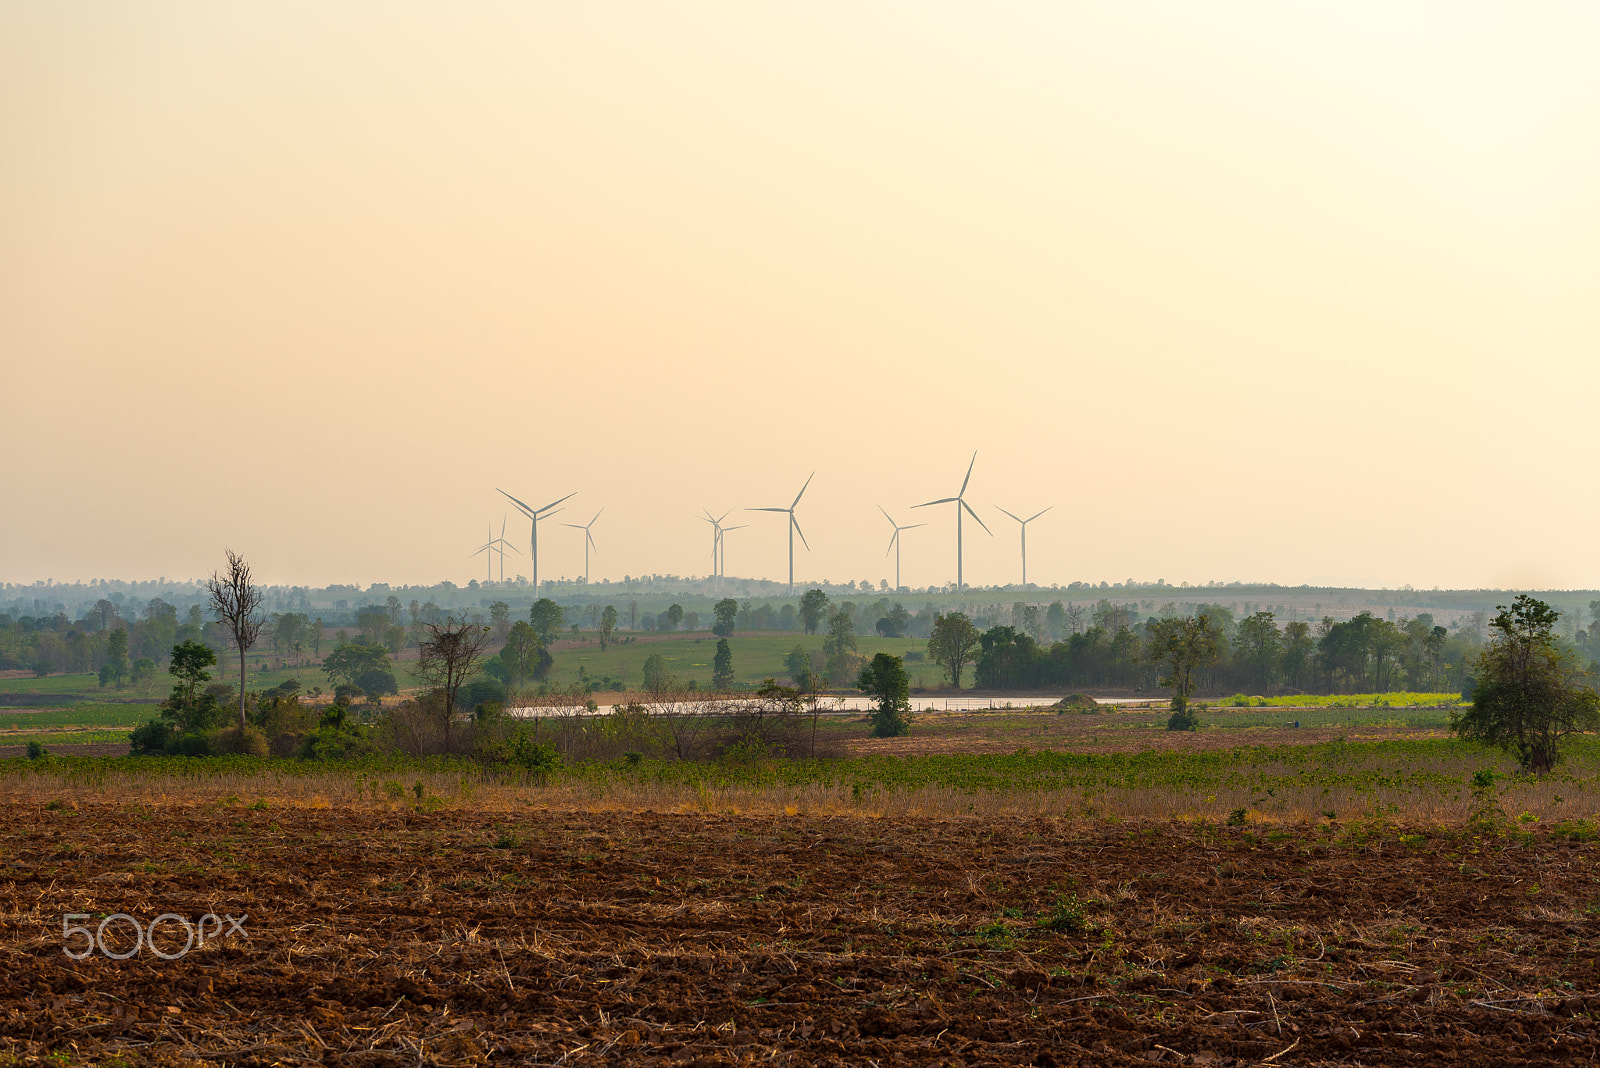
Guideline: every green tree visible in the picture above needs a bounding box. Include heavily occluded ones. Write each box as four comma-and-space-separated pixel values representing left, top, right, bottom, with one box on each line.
163, 640, 223, 733
873, 602, 911, 638
130, 656, 157, 695
1452, 595, 1600, 775
927, 612, 981, 689
1235, 611, 1281, 694
1148, 614, 1221, 731
322, 643, 394, 693
501, 620, 543, 693
858, 653, 911, 737
821, 610, 860, 686
642, 653, 669, 692
599, 605, 618, 651
712, 598, 738, 639
529, 599, 565, 646
785, 645, 818, 692
664, 603, 684, 632
712, 639, 734, 690
798, 589, 831, 635
105, 627, 130, 689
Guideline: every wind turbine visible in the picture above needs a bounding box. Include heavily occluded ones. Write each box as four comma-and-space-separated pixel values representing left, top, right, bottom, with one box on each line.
749, 472, 814, 596
493, 515, 523, 582
914, 451, 991, 593
996, 505, 1052, 588
497, 487, 575, 596
562, 508, 604, 583
699, 509, 733, 591
879, 506, 926, 591
471, 516, 523, 584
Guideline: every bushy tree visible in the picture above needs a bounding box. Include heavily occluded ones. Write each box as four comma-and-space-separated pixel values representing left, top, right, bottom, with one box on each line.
785, 645, 817, 693
798, 589, 830, 635
822, 610, 860, 686
927, 612, 981, 689
1148, 614, 1221, 730
1453, 595, 1600, 775
529, 599, 565, 645
712, 639, 734, 690
600, 605, 618, 650
712, 598, 738, 639
642, 653, 669, 692
161, 640, 225, 733
858, 653, 911, 737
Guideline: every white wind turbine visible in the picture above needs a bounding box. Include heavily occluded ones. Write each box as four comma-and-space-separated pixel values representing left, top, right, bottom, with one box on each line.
562, 508, 604, 583
879, 506, 926, 591
699, 509, 733, 591
914, 451, 991, 593
748, 473, 814, 596
497, 487, 575, 597
995, 505, 1053, 589
472, 516, 522, 583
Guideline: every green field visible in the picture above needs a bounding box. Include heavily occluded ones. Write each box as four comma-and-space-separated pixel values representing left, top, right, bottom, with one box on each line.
538, 630, 934, 692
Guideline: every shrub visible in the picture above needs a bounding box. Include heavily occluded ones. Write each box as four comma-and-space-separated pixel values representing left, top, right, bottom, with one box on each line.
216, 725, 270, 757
1166, 709, 1200, 732
168, 732, 214, 757
25, 741, 47, 760
130, 719, 176, 755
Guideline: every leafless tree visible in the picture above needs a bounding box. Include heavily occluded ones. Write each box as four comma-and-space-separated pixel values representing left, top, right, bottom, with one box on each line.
207, 549, 264, 731
416, 617, 493, 752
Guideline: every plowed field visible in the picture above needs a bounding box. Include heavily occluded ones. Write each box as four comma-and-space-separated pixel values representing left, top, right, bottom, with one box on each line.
4, 804, 1598, 1065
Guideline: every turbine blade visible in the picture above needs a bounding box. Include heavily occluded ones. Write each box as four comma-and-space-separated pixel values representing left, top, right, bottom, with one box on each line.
561, 523, 585, 530
1027, 506, 1053, 523
715, 509, 733, 523
722, 524, 748, 532
500, 515, 508, 539
587, 531, 598, 551
886, 530, 898, 556
915, 497, 956, 508
497, 487, 539, 519
904, 523, 928, 530
749, 507, 790, 513
501, 542, 523, 556
535, 491, 577, 515
791, 514, 810, 551
878, 504, 896, 527
959, 451, 977, 496
588, 507, 604, 527
962, 498, 993, 535
792, 471, 815, 509
996, 506, 1023, 523
471, 545, 491, 557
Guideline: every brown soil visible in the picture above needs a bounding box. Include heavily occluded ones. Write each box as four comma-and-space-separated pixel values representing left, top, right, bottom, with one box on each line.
3, 805, 1597, 1065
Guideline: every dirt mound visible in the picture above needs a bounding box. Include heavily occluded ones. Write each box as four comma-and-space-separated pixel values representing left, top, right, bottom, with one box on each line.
1050, 693, 1100, 710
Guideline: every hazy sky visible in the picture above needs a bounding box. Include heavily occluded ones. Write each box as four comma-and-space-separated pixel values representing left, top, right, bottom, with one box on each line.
4, 2, 1598, 592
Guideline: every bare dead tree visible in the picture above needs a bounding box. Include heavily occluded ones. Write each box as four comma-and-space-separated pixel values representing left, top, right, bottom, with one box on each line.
207, 549, 264, 731
416, 617, 493, 753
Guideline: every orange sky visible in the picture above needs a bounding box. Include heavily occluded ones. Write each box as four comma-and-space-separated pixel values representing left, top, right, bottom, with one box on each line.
3, 2, 1598, 591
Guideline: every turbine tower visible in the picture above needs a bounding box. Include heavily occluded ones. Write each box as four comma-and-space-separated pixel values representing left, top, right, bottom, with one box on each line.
562, 508, 604, 583
996, 505, 1053, 589
878, 506, 926, 591
497, 487, 575, 597
914, 451, 991, 593
749, 472, 814, 596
